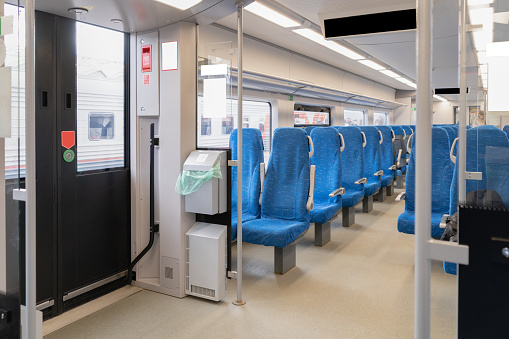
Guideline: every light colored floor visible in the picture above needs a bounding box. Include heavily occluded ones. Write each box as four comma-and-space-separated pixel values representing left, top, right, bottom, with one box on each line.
44, 189, 457, 338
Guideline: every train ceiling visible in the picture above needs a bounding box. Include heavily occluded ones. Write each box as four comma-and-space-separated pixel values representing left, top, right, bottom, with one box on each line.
7, 0, 496, 98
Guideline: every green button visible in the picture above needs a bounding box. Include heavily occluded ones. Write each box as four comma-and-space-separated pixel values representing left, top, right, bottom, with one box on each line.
63, 149, 75, 163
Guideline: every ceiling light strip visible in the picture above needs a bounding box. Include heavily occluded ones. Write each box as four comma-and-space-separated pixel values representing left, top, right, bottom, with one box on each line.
245, 1, 300, 28
292, 28, 364, 60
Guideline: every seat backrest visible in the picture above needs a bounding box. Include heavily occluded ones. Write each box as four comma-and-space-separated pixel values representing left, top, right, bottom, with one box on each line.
358, 126, 382, 182
390, 125, 407, 168
376, 126, 395, 175
449, 125, 509, 213
261, 128, 311, 221
404, 127, 453, 214
230, 128, 264, 218
503, 125, 509, 138
333, 126, 364, 190
402, 125, 413, 144
310, 127, 342, 205
486, 146, 509, 209
304, 126, 317, 135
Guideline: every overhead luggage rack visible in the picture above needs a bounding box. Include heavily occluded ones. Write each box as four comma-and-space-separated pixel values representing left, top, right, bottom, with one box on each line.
229, 69, 406, 110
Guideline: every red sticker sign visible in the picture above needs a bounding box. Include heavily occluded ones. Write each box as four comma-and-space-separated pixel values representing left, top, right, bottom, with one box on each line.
144, 74, 149, 85
62, 131, 75, 149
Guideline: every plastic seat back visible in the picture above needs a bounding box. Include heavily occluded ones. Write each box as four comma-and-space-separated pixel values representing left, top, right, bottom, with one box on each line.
230, 128, 264, 224
309, 127, 342, 221
305, 126, 317, 135
359, 126, 382, 195
449, 125, 509, 214
376, 126, 396, 187
391, 125, 407, 172
262, 128, 311, 222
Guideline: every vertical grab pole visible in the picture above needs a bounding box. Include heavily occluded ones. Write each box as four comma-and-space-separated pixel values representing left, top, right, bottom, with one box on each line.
25, 0, 37, 337
233, 0, 246, 306
415, 0, 433, 338
458, 0, 467, 205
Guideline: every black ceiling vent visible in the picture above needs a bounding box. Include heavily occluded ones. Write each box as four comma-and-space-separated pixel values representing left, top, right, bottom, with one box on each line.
322, 8, 417, 39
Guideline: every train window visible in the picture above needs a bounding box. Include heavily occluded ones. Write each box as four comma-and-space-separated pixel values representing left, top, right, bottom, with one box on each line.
374, 111, 389, 125
344, 109, 366, 126
89, 113, 115, 140
197, 98, 271, 158
4, 4, 25, 180
76, 22, 125, 172
293, 104, 330, 127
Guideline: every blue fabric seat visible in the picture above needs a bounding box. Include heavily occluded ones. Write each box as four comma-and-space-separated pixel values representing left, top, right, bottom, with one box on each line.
503, 125, 509, 138
445, 125, 509, 274
359, 126, 382, 196
309, 127, 343, 224
449, 125, 509, 215
230, 128, 264, 241
397, 127, 454, 238
304, 126, 318, 135
332, 126, 364, 208
375, 126, 396, 187
243, 128, 311, 249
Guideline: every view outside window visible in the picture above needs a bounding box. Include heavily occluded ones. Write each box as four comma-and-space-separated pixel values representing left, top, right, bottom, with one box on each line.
374, 112, 389, 125
344, 109, 365, 126
4, 5, 25, 180
76, 22, 125, 172
197, 98, 271, 158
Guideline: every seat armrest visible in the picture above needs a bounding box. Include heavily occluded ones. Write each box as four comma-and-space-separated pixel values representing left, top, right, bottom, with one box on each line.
440, 214, 449, 229
329, 187, 345, 197
374, 170, 384, 176
355, 177, 367, 185
389, 165, 397, 171
397, 149, 402, 168
307, 165, 316, 211
406, 158, 409, 165
259, 162, 265, 205
396, 192, 405, 202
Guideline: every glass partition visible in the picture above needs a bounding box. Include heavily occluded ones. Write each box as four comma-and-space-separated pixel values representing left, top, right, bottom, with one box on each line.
1, 2, 22, 337
374, 111, 389, 125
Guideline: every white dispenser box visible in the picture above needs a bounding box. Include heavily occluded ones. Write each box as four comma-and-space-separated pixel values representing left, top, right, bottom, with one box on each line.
183, 150, 227, 215
185, 222, 227, 301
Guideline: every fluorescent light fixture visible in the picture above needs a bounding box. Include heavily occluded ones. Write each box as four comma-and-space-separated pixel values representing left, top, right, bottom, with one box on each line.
433, 94, 447, 102
154, 0, 203, 10
395, 77, 417, 88
358, 59, 386, 71
245, 2, 300, 28
201, 64, 228, 76
380, 70, 400, 78
486, 41, 509, 57
293, 28, 364, 60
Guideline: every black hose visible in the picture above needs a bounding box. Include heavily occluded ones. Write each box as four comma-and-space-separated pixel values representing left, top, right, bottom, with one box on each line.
128, 123, 158, 284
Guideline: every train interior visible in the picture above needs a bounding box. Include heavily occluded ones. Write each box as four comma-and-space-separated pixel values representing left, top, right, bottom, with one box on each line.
1, 0, 509, 337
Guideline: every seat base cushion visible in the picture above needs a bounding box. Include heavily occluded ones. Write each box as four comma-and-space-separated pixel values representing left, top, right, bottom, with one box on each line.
364, 181, 381, 196
242, 217, 310, 248
342, 189, 364, 208
232, 212, 259, 240
309, 201, 341, 224
380, 174, 394, 187
397, 211, 445, 238
443, 261, 457, 275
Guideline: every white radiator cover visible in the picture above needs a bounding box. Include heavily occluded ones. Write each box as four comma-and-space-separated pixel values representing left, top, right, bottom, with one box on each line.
185, 222, 227, 302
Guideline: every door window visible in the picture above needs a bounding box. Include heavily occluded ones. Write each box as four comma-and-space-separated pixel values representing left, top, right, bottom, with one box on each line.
76, 22, 125, 172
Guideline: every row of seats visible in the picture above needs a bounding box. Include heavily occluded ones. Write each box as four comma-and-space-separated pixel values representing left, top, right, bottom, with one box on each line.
397, 124, 509, 274
230, 124, 415, 274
